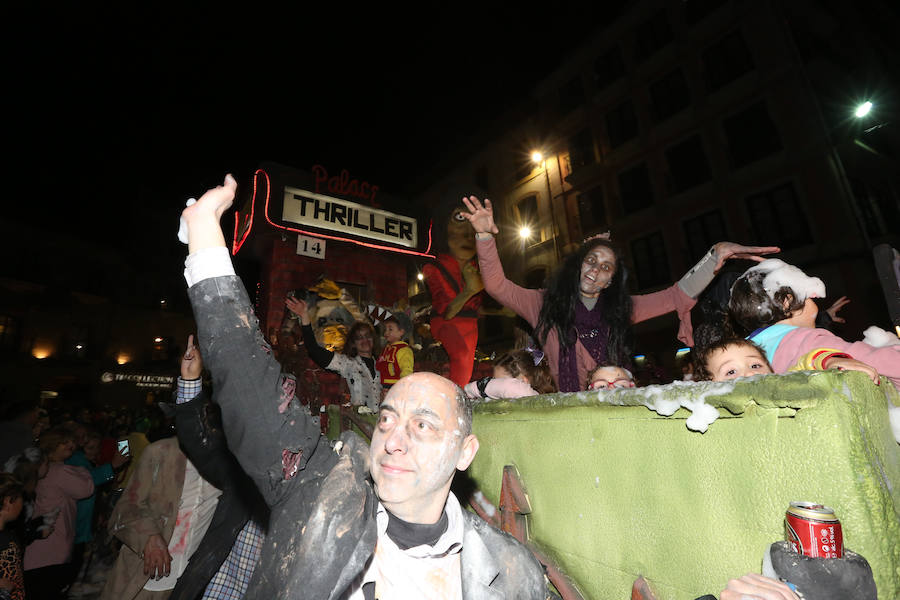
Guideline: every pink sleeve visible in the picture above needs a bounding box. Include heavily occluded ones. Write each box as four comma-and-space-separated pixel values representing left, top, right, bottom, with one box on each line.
484, 377, 540, 399
59, 465, 95, 500
630, 283, 698, 346
476, 237, 544, 327
775, 328, 900, 389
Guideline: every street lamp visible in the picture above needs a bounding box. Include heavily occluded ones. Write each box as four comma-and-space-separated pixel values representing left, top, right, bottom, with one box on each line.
855, 101, 873, 118
519, 226, 532, 240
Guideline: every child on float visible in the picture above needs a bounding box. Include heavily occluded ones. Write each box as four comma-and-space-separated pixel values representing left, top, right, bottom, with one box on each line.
285, 296, 383, 411
727, 259, 898, 389
464, 349, 556, 400
585, 364, 636, 390
692, 329, 879, 383
376, 315, 414, 389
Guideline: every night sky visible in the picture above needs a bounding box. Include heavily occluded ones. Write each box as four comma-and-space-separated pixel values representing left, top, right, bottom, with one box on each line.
7, 4, 627, 254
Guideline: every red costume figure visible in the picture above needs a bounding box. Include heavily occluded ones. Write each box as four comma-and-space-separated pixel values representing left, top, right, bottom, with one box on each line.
423, 208, 484, 386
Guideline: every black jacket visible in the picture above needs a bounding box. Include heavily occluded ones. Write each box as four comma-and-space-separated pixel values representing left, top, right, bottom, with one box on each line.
170, 391, 268, 600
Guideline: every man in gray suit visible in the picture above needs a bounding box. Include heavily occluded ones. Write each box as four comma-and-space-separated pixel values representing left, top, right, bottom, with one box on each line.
179, 175, 549, 600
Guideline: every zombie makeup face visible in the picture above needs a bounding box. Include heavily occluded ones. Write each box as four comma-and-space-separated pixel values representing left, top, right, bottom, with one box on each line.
707, 344, 773, 381
589, 366, 635, 390
580, 246, 617, 298
369, 372, 478, 524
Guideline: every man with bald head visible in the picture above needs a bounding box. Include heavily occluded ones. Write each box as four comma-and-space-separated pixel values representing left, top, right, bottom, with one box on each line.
179, 175, 549, 600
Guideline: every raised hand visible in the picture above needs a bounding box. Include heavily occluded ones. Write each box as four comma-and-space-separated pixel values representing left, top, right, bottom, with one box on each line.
181, 174, 238, 254
285, 296, 310, 325
713, 242, 780, 272
461, 196, 499, 235
181, 334, 203, 380
111, 446, 131, 469
825, 295, 850, 323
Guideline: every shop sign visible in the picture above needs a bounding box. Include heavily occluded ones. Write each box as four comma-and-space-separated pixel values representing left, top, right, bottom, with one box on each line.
101, 372, 175, 389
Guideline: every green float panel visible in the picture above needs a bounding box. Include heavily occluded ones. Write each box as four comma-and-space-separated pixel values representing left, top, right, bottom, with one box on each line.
468, 371, 900, 600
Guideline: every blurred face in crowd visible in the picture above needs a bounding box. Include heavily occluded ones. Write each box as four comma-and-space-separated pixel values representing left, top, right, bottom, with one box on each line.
84, 438, 101, 463
707, 344, 773, 382
49, 440, 75, 462
370, 373, 478, 524
580, 246, 617, 298
384, 322, 405, 345
352, 327, 374, 357
2, 495, 23, 523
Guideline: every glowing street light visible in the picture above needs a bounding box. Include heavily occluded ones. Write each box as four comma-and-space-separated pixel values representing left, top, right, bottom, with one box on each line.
519, 226, 532, 240
855, 101, 873, 118
531, 151, 543, 163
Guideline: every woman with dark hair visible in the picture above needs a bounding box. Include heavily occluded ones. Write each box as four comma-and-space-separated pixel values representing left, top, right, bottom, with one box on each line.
285, 296, 382, 411
462, 196, 779, 391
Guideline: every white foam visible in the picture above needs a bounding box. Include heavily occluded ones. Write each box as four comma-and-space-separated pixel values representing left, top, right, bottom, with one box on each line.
744, 259, 826, 302
862, 325, 900, 347
590, 380, 736, 433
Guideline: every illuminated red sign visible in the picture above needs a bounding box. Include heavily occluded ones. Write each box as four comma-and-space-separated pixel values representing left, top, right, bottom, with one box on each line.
232, 169, 434, 258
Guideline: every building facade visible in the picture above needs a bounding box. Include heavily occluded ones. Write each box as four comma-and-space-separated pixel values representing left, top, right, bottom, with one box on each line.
417, 0, 900, 369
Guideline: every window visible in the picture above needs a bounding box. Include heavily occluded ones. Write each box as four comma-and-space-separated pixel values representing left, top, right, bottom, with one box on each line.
559, 76, 585, 114
702, 30, 754, 91
722, 102, 782, 168
745, 183, 813, 250
593, 46, 625, 91
618, 163, 654, 214
683, 210, 728, 260
649, 69, 690, 122
517, 195, 538, 225
606, 100, 639, 148
631, 232, 671, 289
684, 0, 727, 25
634, 10, 673, 62
568, 129, 596, 171
665, 135, 711, 194
577, 187, 607, 233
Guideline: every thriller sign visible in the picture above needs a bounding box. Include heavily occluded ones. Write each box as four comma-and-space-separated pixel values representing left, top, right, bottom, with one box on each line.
282, 186, 417, 248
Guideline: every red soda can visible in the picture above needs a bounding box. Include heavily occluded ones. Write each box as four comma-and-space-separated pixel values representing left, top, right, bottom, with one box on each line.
784, 501, 843, 558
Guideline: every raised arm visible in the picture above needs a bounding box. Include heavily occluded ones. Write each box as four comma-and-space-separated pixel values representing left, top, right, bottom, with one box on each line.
461, 196, 543, 326
180, 175, 325, 507
286, 297, 338, 369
